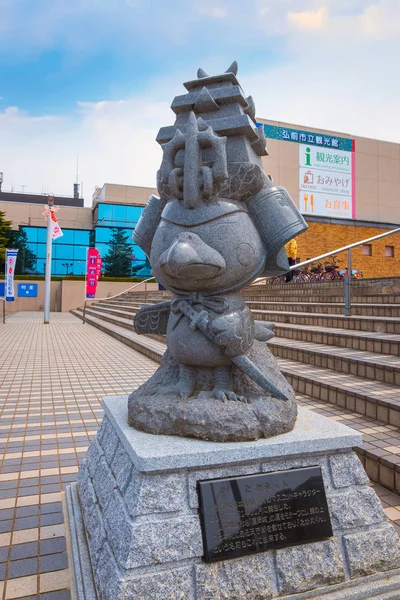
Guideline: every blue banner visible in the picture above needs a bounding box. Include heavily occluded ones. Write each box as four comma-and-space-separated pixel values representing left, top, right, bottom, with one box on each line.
257, 123, 354, 152
5, 249, 18, 302
0, 283, 4, 297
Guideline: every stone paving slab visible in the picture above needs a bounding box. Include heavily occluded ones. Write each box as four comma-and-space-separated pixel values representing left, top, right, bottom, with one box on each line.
1, 312, 400, 599
0, 313, 156, 600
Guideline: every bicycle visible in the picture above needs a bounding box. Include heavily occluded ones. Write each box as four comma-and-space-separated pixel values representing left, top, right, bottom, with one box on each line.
270, 273, 288, 285
308, 262, 325, 282
292, 268, 311, 283
320, 255, 343, 280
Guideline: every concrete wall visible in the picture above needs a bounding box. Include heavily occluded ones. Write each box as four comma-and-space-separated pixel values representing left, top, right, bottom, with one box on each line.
92, 183, 158, 208
259, 119, 400, 225
1, 280, 158, 314
1, 281, 61, 314
0, 200, 92, 230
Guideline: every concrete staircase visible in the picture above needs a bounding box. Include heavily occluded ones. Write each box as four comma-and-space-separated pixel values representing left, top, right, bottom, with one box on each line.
72, 277, 400, 494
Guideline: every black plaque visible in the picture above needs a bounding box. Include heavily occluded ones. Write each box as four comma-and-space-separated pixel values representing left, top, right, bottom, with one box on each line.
197, 466, 333, 563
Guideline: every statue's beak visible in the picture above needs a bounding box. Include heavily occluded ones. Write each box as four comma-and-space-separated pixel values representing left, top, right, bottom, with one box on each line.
159, 232, 226, 279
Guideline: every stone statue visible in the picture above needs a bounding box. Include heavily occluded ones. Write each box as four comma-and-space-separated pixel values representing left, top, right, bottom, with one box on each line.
128, 62, 308, 442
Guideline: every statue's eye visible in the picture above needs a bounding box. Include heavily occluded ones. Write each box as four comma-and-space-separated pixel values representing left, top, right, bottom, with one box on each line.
236, 243, 255, 267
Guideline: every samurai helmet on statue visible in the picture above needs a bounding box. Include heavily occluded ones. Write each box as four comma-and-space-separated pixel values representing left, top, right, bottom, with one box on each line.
133, 61, 307, 281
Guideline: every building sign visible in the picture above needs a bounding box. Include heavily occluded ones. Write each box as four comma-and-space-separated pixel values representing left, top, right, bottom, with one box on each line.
299, 144, 355, 219
86, 248, 102, 298
261, 124, 353, 152
259, 123, 356, 220
18, 283, 38, 297
5, 249, 18, 302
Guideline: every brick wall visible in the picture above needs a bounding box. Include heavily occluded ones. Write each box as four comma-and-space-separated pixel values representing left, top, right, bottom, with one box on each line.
296, 222, 400, 279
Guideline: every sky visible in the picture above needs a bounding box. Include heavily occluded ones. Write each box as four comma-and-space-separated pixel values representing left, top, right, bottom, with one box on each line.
0, 0, 399, 206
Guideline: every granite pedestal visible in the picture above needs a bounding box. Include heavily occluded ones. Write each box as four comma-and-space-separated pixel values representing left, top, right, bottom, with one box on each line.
67, 396, 400, 600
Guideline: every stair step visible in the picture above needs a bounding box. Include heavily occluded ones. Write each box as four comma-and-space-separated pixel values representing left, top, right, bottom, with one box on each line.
269, 338, 400, 386
297, 394, 400, 495
244, 294, 400, 304
77, 306, 400, 428
252, 308, 400, 333
274, 323, 400, 356
246, 301, 400, 317
278, 356, 400, 427
71, 310, 164, 362
72, 311, 400, 494
91, 302, 142, 314
76, 307, 135, 332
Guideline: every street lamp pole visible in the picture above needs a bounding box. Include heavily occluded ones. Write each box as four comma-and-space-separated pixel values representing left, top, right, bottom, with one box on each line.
63, 263, 73, 276
43, 195, 54, 324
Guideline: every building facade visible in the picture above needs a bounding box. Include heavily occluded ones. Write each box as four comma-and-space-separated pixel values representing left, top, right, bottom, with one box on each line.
258, 120, 400, 278
1, 119, 399, 279
0, 184, 156, 277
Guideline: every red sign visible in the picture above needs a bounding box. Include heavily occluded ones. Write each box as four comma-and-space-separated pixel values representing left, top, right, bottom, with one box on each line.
86, 248, 102, 298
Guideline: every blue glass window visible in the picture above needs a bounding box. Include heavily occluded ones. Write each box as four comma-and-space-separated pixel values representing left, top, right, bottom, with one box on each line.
127, 205, 143, 226
97, 203, 113, 225
37, 228, 47, 243
74, 246, 87, 260
113, 205, 127, 227
21, 226, 91, 276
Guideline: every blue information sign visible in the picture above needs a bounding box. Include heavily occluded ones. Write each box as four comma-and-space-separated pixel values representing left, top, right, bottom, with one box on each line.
257, 123, 354, 152
0, 283, 4, 297
18, 283, 38, 297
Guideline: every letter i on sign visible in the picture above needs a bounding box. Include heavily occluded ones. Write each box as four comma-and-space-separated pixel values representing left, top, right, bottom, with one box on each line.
305, 147, 311, 166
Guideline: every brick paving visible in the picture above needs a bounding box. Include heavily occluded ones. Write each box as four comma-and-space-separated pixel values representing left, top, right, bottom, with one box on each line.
1, 312, 400, 598
0, 313, 156, 600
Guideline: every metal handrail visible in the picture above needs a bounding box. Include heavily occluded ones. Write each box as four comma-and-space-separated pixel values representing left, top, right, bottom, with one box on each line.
289, 226, 400, 271
82, 276, 156, 324
253, 225, 400, 316
0, 298, 5, 324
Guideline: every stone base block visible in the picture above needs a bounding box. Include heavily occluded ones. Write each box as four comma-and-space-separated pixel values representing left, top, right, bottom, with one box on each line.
67, 395, 400, 600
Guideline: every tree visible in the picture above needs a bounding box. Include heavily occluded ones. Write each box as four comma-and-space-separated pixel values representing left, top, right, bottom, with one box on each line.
8, 227, 37, 275
0, 210, 13, 274
103, 228, 133, 277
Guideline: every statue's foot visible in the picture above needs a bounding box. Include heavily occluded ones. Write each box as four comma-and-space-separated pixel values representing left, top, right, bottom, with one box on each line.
215, 389, 249, 403
149, 364, 196, 400
199, 389, 249, 403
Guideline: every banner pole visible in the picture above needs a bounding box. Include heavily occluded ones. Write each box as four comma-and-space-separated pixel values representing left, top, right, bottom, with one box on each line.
43, 195, 54, 324
84, 247, 88, 303
83, 247, 88, 324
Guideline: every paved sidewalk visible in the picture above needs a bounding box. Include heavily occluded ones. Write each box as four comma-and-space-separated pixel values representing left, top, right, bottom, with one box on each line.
0, 313, 156, 600
1, 312, 399, 599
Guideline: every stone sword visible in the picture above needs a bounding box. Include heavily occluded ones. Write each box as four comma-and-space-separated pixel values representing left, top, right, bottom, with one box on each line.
177, 299, 289, 402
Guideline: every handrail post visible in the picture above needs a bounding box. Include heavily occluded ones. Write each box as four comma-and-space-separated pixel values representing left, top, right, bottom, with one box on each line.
2, 299, 5, 324
344, 248, 352, 316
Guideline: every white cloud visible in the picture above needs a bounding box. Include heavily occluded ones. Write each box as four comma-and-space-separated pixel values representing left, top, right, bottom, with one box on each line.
0, 94, 172, 205
197, 3, 228, 19
359, 0, 400, 39
287, 7, 328, 32
286, 0, 400, 40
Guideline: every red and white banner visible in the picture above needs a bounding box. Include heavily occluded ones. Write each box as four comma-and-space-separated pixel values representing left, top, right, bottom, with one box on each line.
43, 205, 63, 239
5, 248, 18, 302
86, 248, 102, 298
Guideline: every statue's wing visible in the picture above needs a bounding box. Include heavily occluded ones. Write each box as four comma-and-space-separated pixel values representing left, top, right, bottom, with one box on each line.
254, 320, 275, 341
134, 301, 171, 335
